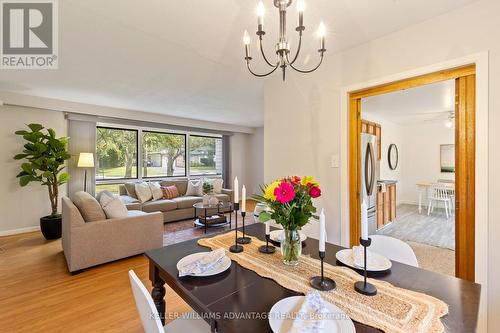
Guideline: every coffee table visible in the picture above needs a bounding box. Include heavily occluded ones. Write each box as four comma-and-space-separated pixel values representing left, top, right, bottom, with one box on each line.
193, 202, 232, 234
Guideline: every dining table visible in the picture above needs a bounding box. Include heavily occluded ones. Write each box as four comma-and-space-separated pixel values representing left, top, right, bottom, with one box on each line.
416, 182, 455, 214
145, 223, 480, 333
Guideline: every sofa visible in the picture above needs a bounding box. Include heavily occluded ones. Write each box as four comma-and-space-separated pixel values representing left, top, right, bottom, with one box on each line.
62, 196, 163, 272
118, 179, 234, 223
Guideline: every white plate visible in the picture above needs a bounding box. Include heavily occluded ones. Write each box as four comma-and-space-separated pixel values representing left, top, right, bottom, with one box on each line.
269, 230, 307, 243
336, 249, 392, 272
269, 296, 356, 333
176, 252, 231, 277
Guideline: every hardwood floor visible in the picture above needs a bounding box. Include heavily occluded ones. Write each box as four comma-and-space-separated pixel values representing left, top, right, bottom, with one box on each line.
0, 200, 256, 332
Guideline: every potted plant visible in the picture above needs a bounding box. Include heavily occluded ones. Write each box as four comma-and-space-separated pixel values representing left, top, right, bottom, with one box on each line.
13, 123, 71, 240
255, 176, 321, 265
202, 182, 217, 205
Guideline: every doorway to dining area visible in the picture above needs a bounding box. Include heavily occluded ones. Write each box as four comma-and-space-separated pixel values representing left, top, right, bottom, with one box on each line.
349, 65, 476, 281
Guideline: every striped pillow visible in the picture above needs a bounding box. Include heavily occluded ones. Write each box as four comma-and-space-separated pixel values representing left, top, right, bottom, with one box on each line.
161, 185, 180, 199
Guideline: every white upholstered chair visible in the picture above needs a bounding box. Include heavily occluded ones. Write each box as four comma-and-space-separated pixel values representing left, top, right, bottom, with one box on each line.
128, 270, 209, 333
369, 235, 419, 267
427, 184, 454, 219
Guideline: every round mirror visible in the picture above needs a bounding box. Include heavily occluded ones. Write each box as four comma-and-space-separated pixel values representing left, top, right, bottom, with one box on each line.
388, 144, 398, 170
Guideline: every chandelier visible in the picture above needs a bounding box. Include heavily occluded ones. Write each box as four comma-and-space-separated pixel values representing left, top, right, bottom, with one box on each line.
243, 0, 326, 81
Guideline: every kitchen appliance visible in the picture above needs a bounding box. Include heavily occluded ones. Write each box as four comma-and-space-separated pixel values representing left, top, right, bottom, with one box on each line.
361, 133, 378, 235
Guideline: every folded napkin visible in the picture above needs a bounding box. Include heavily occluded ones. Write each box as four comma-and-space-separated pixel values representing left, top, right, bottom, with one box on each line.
290, 291, 328, 333
178, 248, 226, 277
352, 246, 377, 269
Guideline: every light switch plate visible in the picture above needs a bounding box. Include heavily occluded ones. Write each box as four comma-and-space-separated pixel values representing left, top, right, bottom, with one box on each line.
331, 155, 339, 168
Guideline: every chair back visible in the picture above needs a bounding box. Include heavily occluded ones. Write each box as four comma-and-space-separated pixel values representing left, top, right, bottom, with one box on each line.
128, 270, 164, 333
429, 184, 450, 200
369, 235, 419, 267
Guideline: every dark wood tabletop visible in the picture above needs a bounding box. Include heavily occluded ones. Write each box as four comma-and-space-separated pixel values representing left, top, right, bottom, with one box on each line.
145, 223, 480, 333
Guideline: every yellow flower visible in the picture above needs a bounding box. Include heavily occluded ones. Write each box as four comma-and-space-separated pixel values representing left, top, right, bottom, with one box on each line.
264, 181, 280, 201
301, 176, 319, 187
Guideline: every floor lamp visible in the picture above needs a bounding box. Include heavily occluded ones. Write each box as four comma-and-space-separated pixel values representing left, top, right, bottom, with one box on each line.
77, 153, 94, 192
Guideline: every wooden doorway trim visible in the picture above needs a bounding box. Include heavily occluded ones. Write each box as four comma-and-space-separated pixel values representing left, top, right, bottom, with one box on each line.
348, 64, 476, 281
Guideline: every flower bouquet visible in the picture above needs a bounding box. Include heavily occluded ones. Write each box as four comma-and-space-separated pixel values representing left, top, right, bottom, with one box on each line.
255, 176, 321, 265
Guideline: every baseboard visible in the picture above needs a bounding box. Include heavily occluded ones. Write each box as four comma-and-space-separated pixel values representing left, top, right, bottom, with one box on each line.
398, 200, 420, 206
0, 226, 40, 237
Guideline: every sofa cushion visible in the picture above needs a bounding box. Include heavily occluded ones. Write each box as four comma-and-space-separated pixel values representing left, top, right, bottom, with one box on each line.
99, 193, 128, 219
214, 193, 230, 203
124, 182, 138, 198
159, 179, 188, 196
149, 182, 163, 201
161, 185, 180, 199
135, 182, 153, 203
127, 210, 148, 217
172, 196, 203, 209
73, 191, 106, 222
185, 179, 203, 196
142, 199, 177, 213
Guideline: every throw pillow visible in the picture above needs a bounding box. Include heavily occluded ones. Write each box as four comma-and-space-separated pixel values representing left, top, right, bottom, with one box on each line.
185, 179, 203, 196
161, 185, 180, 199
149, 182, 163, 201
124, 182, 138, 198
73, 191, 106, 222
95, 190, 114, 203
204, 178, 223, 194
135, 182, 153, 203
99, 193, 128, 219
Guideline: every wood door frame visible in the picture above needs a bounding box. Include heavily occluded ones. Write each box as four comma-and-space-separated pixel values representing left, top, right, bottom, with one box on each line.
348, 64, 476, 281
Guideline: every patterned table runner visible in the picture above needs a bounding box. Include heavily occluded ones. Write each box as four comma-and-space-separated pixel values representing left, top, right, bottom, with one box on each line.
198, 232, 448, 333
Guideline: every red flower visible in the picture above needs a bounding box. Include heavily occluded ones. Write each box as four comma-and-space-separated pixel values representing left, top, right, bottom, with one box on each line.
309, 186, 321, 198
274, 181, 296, 204
294, 176, 301, 182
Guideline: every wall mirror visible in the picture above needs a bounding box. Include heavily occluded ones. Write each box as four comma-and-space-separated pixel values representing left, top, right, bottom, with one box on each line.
440, 144, 455, 173
388, 144, 398, 170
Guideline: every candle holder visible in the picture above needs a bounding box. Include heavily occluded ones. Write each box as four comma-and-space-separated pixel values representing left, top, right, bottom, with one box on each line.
258, 234, 276, 254
229, 202, 243, 253
237, 211, 252, 244
309, 251, 336, 291
354, 237, 377, 296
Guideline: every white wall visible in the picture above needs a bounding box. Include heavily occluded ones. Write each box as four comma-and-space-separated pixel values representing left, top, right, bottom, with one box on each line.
0, 105, 67, 235
264, 0, 498, 330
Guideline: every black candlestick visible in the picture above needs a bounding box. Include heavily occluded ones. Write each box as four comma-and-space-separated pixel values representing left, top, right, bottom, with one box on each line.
309, 251, 336, 291
354, 237, 377, 296
229, 202, 243, 253
237, 211, 251, 244
258, 234, 276, 254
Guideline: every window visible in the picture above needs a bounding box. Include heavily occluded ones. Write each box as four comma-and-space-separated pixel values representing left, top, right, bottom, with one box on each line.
142, 131, 186, 177
96, 127, 138, 180
189, 135, 223, 175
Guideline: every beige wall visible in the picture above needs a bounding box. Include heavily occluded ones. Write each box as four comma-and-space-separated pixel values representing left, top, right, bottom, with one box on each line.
0, 105, 67, 235
264, 0, 498, 330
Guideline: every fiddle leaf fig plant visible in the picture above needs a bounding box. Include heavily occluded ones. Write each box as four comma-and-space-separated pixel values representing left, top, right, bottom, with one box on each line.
14, 123, 71, 216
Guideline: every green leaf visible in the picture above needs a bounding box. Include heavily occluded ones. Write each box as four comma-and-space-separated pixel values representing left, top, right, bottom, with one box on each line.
27, 123, 43, 132
48, 128, 56, 138
43, 171, 53, 180
58, 172, 70, 184
19, 175, 32, 186
259, 211, 271, 223
16, 171, 29, 178
34, 143, 48, 153
15, 130, 29, 136
21, 163, 32, 173
14, 153, 28, 160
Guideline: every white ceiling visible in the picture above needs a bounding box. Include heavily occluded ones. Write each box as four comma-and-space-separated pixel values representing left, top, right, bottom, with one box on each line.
362, 79, 456, 125
0, 0, 476, 127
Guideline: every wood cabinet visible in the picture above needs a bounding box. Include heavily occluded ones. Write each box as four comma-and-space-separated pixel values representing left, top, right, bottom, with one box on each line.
361, 119, 381, 160
376, 183, 397, 229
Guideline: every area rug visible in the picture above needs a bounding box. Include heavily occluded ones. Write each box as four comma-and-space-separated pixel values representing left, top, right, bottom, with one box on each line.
199, 232, 448, 333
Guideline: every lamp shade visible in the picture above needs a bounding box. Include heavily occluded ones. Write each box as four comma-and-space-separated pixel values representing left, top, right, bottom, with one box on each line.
77, 153, 94, 168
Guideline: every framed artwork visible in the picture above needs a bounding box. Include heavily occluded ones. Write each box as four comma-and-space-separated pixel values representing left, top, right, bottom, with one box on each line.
440, 144, 455, 173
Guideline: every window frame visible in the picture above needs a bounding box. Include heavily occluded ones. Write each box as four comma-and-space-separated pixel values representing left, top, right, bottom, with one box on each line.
95, 126, 139, 182
188, 134, 223, 177
141, 130, 187, 179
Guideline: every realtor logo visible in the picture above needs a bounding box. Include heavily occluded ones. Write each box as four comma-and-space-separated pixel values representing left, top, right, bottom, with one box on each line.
1, 0, 58, 69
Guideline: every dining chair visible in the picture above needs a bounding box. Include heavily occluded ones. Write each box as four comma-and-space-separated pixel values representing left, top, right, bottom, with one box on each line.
369, 235, 419, 267
427, 184, 453, 219
128, 270, 209, 333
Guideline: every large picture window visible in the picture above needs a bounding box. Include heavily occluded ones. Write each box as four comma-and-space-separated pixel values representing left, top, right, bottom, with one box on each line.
142, 131, 186, 177
96, 127, 138, 180
189, 135, 223, 176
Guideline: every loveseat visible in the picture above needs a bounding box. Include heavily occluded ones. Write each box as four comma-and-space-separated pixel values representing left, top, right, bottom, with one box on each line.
118, 179, 233, 223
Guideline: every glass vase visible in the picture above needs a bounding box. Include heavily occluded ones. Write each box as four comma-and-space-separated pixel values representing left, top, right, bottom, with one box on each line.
280, 229, 302, 266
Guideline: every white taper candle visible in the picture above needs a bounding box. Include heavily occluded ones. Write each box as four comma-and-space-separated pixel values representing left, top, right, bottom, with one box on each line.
234, 177, 239, 204
241, 185, 246, 212
265, 220, 270, 235
361, 200, 368, 240
319, 209, 326, 252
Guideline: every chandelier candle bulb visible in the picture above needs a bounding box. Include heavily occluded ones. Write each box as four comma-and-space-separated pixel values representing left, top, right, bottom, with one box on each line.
297, 0, 305, 28
319, 21, 326, 50
257, 1, 265, 31
243, 30, 251, 58
319, 209, 326, 252
241, 185, 246, 213
234, 177, 239, 204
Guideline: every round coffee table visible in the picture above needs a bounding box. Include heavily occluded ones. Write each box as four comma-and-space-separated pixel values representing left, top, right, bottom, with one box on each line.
193, 202, 232, 234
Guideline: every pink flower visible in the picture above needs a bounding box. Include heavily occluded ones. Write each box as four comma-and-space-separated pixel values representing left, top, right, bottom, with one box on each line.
309, 186, 321, 198
274, 181, 296, 204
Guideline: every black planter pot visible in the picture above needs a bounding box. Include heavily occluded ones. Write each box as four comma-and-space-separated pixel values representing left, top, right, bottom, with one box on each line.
40, 214, 62, 240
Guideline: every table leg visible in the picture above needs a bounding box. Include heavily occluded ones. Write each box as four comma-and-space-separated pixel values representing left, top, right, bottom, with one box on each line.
204, 208, 207, 234
418, 188, 423, 214
150, 263, 166, 325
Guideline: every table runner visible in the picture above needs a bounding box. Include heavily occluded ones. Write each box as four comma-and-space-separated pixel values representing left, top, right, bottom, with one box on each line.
198, 232, 448, 333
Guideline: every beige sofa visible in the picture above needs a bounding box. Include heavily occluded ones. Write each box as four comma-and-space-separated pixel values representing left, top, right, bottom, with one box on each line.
62, 196, 163, 272
118, 179, 233, 223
